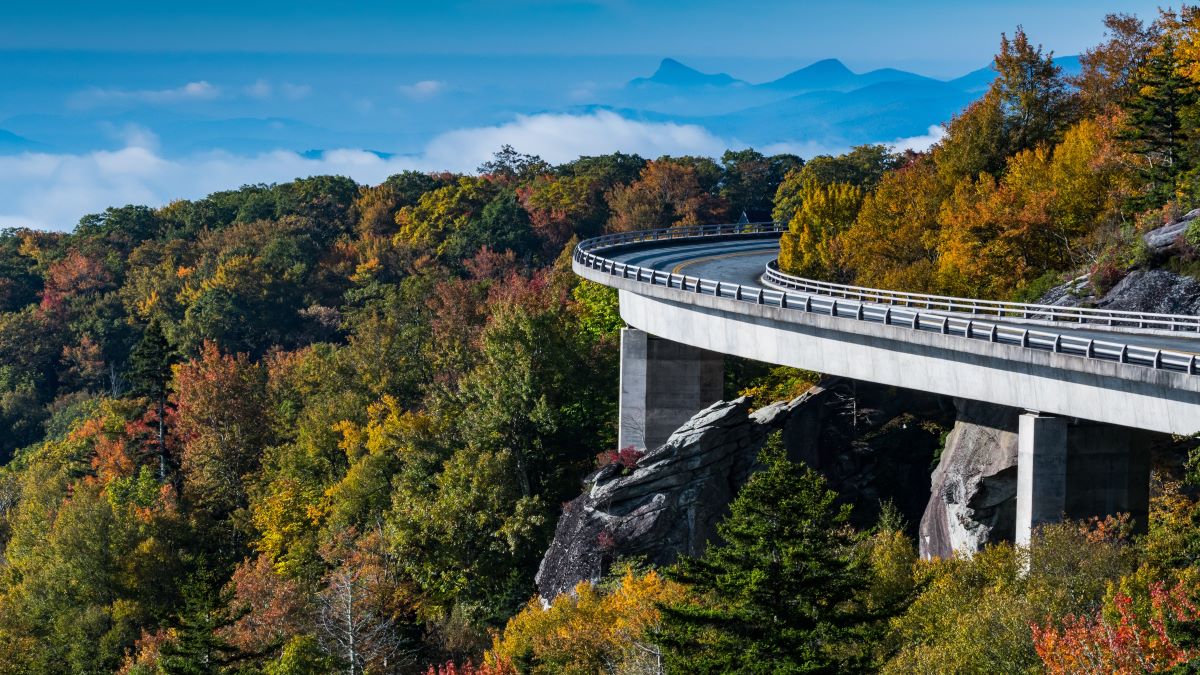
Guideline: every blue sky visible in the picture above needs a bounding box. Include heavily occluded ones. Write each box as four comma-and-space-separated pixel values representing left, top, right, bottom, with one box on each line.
1, 0, 1167, 75
0, 1, 1172, 231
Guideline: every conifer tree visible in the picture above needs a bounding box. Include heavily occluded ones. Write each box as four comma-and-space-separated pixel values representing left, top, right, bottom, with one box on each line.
128, 317, 175, 480
1119, 35, 1197, 210
655, 437, 867, 674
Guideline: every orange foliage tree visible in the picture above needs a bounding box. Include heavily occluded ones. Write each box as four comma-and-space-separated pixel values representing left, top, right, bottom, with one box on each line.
1032, 581, 1200, 674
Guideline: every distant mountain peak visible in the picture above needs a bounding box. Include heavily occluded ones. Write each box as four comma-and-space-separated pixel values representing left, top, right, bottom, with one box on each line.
803, 58, 854, 75
630, 58, 742, 88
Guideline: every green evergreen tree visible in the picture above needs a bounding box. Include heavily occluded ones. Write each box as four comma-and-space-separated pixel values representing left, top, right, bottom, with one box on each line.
1119, 35, 1196, 210
159, 580, 243, 675
128, 317, 174, 480
655, 437, 867, 674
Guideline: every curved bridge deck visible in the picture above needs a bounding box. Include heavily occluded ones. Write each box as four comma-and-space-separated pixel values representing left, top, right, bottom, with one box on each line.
575, 224, 1200, 436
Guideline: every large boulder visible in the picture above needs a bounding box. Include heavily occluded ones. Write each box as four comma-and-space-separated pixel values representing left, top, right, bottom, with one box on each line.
534, 386, 830, 600
919, 399, 1019, 559
1143, 209, 1200, 254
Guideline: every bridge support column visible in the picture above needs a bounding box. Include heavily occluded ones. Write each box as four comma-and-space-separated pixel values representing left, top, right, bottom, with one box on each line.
619, 328, 724, 451
1066, 423, 1151, 531
1015, 412, 1068, 547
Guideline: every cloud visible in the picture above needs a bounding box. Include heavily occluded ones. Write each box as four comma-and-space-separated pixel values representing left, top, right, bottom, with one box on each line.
398, 80, 447, 100
245, 80, 312, 100
423, 111, 727, 168
0, 111, 920, 232
73, 81, 220, 107
889, 124, 946, 153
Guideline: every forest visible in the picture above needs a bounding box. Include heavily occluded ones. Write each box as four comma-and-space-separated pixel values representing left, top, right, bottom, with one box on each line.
3, 8, 1200, 674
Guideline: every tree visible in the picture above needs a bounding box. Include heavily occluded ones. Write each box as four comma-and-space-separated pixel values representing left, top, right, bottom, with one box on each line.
994, 27, 1075, 155
655, 439, 868, 673
842, 158, 945, 291
771, 146, 897, 225
777, 180, 863, 280
477, 146, 551, 185
1074, 13, 1158, 114
1120, 33, 1196, 210
606, 159, 729, 231
317, 537, 412, 675
159, 579, 243, 675
720, 149, 803, 221
489, 567, 686, 674
173, 341, 270, 521
128, 318, 175, 480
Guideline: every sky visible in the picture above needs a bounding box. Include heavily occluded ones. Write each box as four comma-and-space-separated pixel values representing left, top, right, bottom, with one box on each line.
0, 0, 1167, 76
0, 0, 1173, 231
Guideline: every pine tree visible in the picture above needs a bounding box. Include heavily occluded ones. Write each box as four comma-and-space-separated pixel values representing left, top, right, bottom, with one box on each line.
655, 437, 868, 674
159, 580, 243, 675
128, 318, 175, 480
1119, 35, 1196, 210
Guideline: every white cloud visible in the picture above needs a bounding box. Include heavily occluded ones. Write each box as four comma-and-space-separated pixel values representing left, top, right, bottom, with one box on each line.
889, 124, 947, 153
72, 81, 220, 107
423, 111, 728, 168
280, 83, 313, 100
0, 111, 922, 232
245, 80, 312, 100
245, 80, 273, 99
398, 80, 447, 100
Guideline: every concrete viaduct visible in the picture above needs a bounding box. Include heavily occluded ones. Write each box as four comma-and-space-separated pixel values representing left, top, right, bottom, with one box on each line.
572, 223, 1200, 549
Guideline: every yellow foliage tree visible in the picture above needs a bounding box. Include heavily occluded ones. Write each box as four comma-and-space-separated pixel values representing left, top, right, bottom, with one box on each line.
488, 568, 686, 674
841, 158, 946, 292
778, 180, 863, 280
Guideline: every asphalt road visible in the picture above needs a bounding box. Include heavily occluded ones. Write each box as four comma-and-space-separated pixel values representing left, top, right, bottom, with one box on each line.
607, 237, 1200, 355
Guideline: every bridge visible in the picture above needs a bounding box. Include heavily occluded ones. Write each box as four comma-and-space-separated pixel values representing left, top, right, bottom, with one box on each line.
572, 223, 1200, 549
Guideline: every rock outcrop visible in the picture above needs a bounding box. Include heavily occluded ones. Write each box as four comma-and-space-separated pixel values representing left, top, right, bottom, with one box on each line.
919, 399, 1019, 559
1143, 209, 1200, 254
535, 387, 830, 600
1038, 269, 1200, 316
536, 380, 957, 598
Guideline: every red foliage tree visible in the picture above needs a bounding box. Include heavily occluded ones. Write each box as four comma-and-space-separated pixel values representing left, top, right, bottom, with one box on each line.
1033, 581, 1200, 674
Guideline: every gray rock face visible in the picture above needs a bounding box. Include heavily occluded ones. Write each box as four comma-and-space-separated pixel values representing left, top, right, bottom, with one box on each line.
1143, 209, 1200, 253
919, 399, 1019, 559
534, 387, 829, 600
1036, 268, 1200, 316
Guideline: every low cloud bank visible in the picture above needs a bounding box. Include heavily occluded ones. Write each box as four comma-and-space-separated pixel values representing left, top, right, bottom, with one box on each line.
0, 111, 944, 232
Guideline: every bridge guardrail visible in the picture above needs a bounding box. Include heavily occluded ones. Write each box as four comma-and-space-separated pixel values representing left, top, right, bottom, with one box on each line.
573, 223, 1200, 376
763, 261, 1200, 333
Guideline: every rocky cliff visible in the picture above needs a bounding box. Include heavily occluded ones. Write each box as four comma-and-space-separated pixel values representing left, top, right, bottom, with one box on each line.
536, 380, 954, 599
918, 399, 1019, 559
535, 387, 830, 599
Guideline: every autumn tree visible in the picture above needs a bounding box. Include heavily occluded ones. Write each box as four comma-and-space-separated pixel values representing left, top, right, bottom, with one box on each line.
842, 157, 945, 291
778, 180, 863, 280
1075, 13, 1159, 114
606, 158, 729, 231
174, 341, 271, 521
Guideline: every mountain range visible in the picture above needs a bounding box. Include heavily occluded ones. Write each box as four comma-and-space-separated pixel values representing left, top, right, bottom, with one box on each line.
0, 52, 1084, 159
611, 55, 1083, 149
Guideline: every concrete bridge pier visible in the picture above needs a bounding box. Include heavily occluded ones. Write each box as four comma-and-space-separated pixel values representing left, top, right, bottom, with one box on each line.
619, 328, 724, 451
1016, 411, 1152, 547
1015, 412, 1068, 547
